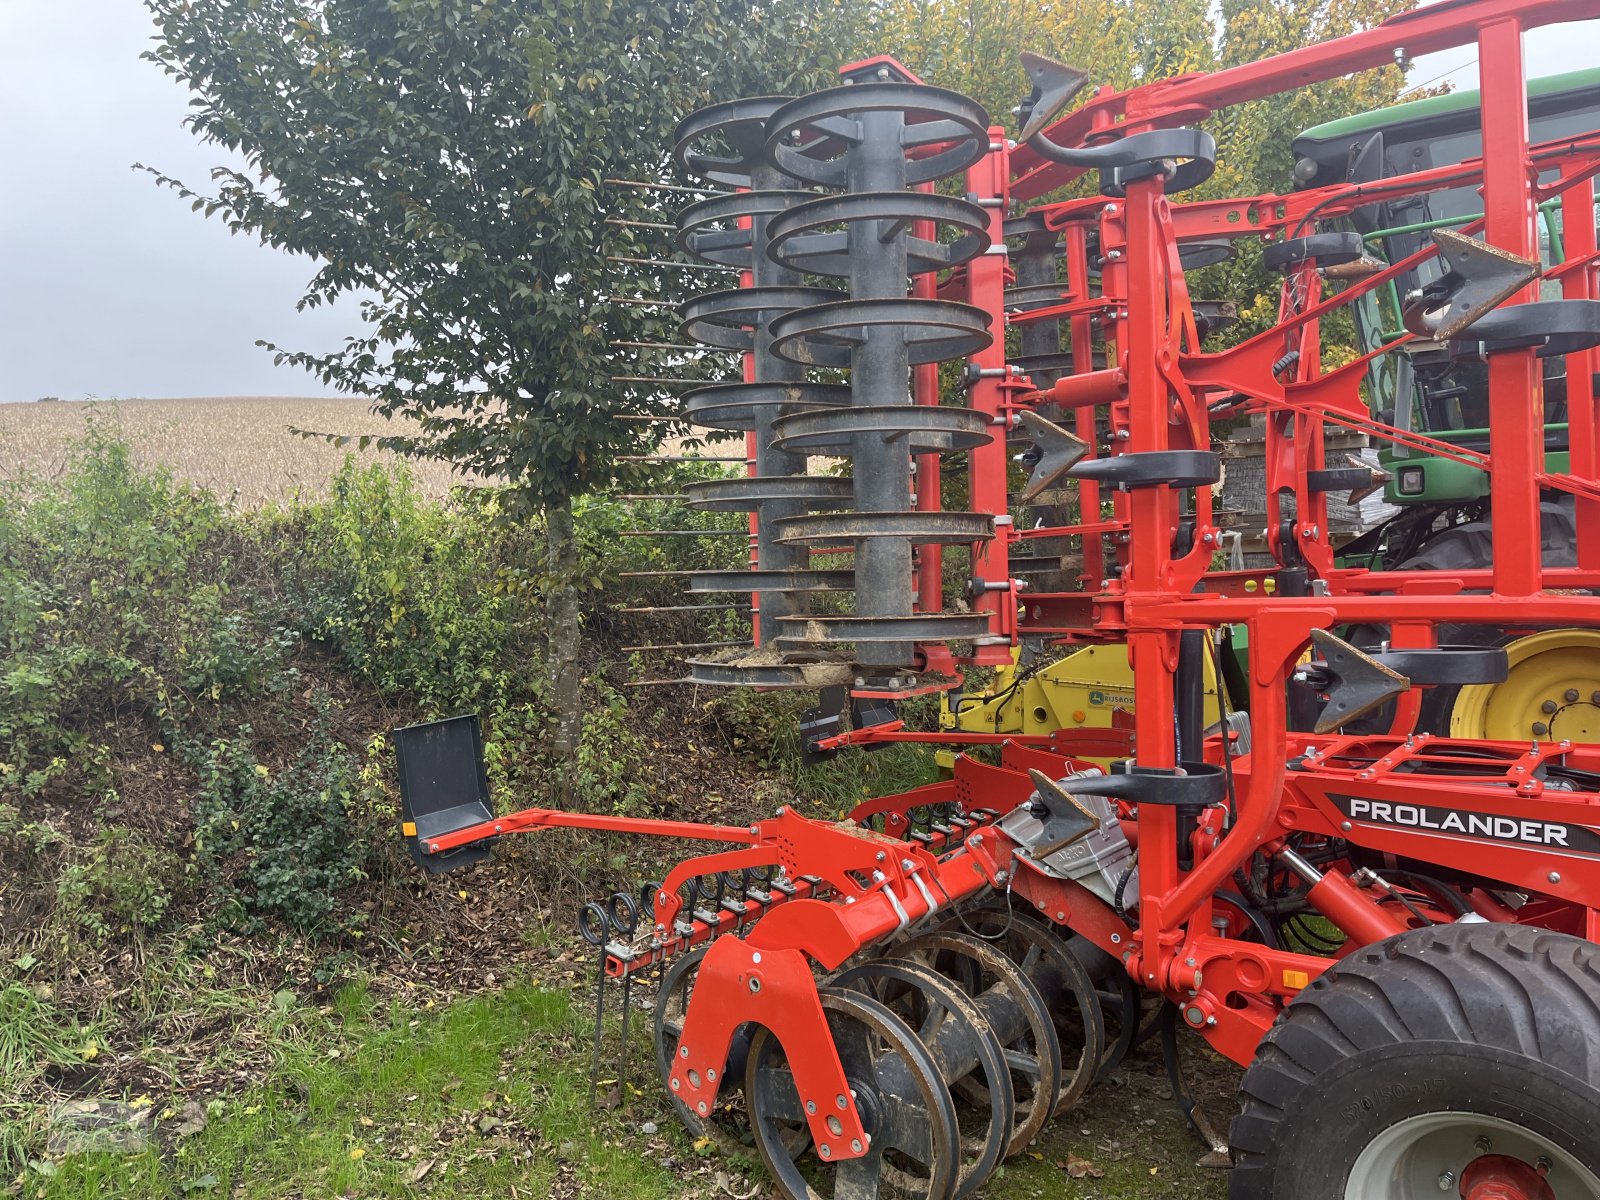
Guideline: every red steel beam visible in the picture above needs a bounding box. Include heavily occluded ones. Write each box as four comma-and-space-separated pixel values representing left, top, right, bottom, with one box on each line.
1012, 0, 1598, 199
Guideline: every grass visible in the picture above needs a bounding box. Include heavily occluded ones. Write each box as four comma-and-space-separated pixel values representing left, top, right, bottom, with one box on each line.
0, 985, 87, 1179
23, 982, 682, 1200
13, 966, 1231, 1200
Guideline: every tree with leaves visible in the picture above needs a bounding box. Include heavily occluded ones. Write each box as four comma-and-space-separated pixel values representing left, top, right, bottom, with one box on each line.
142, 0, 845, 790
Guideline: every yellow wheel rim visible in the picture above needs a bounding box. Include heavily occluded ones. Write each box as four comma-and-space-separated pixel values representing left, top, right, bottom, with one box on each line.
1450, 629, 1600, 743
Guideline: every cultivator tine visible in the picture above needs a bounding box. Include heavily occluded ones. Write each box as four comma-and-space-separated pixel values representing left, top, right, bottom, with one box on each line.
1017, 52, 1092, 141
1303, 628, 1410, 733
1015, 409, 1090, 502
1401, 228, 1540, 341
1022, 767, 1101, 856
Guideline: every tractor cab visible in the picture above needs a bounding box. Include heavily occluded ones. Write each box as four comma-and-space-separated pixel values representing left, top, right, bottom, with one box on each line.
1293, 68, 1600, 511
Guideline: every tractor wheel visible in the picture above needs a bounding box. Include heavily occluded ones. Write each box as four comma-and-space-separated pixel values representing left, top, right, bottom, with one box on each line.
1229, 923, 1600, 1200
1343, 502, 1584, 736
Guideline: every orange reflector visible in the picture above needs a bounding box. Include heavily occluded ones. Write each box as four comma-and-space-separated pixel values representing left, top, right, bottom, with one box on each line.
402, 822, 417, 837
1283, 969, 1310, 991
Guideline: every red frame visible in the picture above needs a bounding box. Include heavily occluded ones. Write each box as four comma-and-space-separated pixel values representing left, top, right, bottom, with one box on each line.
423, 5, 1600, 1166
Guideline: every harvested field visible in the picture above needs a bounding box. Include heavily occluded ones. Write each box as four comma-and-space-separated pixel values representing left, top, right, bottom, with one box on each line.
0, 396, 482, 506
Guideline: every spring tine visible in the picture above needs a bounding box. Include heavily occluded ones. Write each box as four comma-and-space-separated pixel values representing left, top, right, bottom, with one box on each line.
619, 972, 634, 1099
589, 945, 607, 1106
639, 880, 665, 929
603, 217, 678, 230
577, 901, 617, 1106
608, 891, 640, 936
604, 296, 677, 307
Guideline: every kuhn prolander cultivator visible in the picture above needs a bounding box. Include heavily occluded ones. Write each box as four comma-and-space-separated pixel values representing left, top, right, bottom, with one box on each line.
397, 2, 1600, 1195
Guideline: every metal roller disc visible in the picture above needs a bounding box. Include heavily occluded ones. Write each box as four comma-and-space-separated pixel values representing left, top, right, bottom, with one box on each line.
746, 986, 962, 1200
775, 613, 994, 646
1159, 1002, 1233, 1166
773, 510, 993, 547
766, 192, 991, 278
770, 405, 994, 456
888, 930, 1063, 1158
928, 910, 1105, 1115
951, 901, 1139, 1083
1006, 557, 1068, 575
684, 475, 856, 512
686, 650, 856, 689
833, 960, 1014, 1199
765, 83, 991, 187
680, 286, 846, 351
1064, 933, 1141, 1083
671, 96, 792, 187
1192, 299, 1238, 339
1003, 212, 1061, 252
768, 297, 993, 368
1004, 283, 1069, 312
681, 568, 856, 593
653, 947, 756, 1155
682, 381, 850, 433
1011, 351, 1097, 379
676, 189, 815, 267
1177, 238, 1236, 269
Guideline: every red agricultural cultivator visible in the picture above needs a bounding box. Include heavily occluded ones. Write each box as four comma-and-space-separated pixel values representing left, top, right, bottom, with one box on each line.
396, 1, 1600, 1195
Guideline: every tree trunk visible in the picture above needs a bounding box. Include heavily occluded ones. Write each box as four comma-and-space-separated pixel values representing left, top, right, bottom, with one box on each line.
546, 496, 582, 808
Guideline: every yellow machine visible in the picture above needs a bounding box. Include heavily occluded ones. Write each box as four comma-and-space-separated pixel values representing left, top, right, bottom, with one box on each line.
938, 642, 1224, 766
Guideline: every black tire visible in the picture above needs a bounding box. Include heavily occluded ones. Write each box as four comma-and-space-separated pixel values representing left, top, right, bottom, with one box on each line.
1229, 923, 1600, 1199
1335, 500, 1577, 734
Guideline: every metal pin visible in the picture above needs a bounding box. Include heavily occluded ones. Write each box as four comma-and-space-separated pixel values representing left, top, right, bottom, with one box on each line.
603, 178, 712, 195
616, 603, 752, 613
615, 455, 749, 464
610, 341, 727, 352
610, 376, 704, 386
616, 530, 750, 538
606, 256, 738, 272
620, 640, 748, 653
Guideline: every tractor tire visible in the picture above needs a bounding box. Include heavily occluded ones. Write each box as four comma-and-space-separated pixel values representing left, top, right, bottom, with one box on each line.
1340, 500, 1577, 735
1229, 923, 1600, 1200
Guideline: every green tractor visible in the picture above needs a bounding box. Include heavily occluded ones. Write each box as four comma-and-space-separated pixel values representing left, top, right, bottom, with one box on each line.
1293, 68, 1600, 740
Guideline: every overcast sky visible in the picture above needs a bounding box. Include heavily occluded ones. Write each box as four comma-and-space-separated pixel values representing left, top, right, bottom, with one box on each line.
1, 2, 1597, 403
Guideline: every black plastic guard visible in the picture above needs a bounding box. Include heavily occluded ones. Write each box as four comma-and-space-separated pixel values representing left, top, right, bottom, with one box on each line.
393, 714, 497, 874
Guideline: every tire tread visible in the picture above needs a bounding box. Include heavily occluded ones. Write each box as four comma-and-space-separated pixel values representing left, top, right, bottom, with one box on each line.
1229, 924, 1600, 1199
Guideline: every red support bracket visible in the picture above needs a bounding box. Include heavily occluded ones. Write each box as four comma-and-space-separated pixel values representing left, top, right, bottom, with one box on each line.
667, 938, 870, 1160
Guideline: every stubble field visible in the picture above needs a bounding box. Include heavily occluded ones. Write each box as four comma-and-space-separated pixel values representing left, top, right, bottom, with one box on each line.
0, 396, 480, 506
